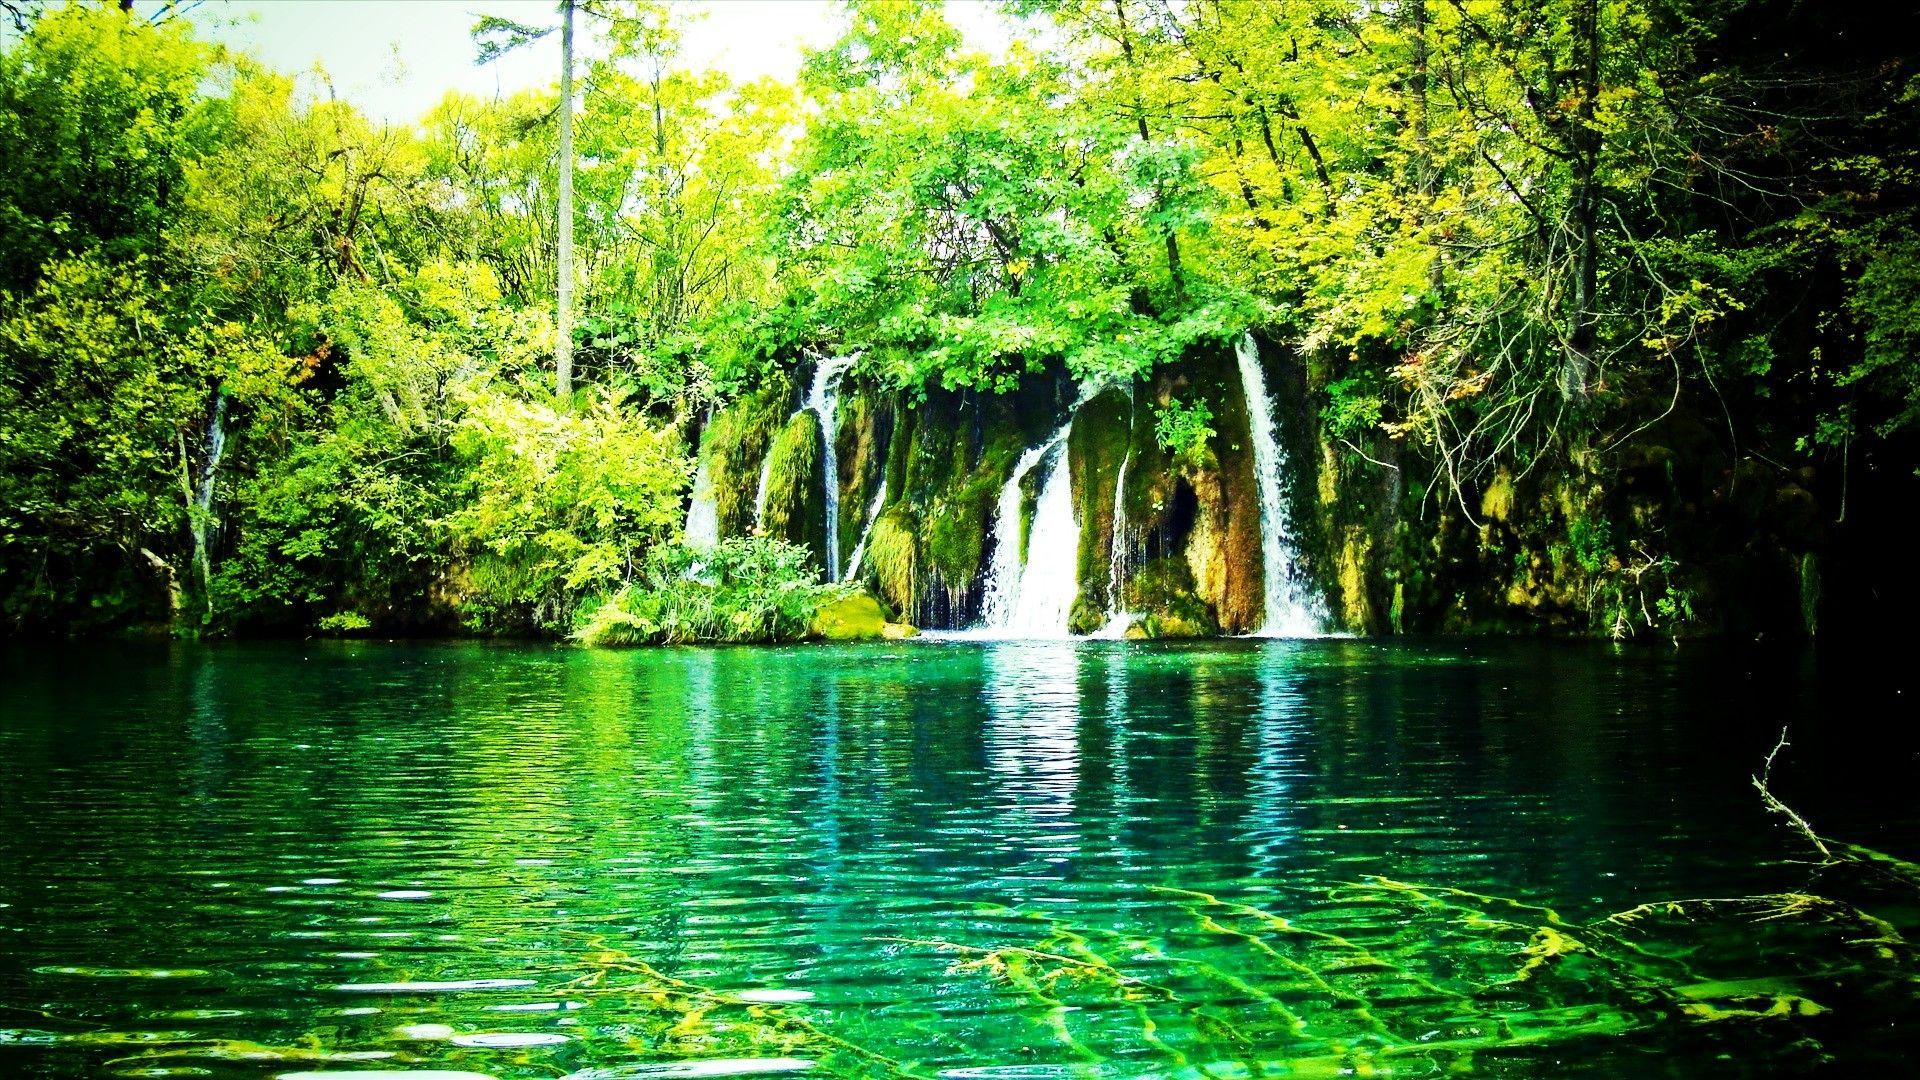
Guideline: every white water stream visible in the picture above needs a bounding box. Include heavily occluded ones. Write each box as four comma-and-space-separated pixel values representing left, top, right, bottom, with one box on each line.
684, 453, 719, 549
1235, 332, 1328, 636
804, 356, 858, 581
843, 478, 888, 582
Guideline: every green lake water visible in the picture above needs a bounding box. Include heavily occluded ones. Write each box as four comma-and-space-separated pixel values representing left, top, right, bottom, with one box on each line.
1, 639, 1916, 1078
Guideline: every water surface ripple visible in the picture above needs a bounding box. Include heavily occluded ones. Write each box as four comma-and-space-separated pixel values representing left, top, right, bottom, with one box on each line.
0, 640, 1914, 1077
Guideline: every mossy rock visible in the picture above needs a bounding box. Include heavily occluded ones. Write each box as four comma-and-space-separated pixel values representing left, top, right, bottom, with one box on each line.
864, 506, 919, 618
1121, 556, 1220, 639
761, 411, 828, 570
704, 375, 796, 538
1069, 386, 1134, 621
883, 387, 1043, 626
809, 592, 889, 641
1166, 344, 1264, 633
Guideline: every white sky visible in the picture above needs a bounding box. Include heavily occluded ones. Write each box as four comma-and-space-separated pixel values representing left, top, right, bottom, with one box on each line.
163, 0, 1014, 123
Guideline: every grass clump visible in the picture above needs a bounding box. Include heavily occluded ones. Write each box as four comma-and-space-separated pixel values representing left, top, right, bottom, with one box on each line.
574, 536, 847, 645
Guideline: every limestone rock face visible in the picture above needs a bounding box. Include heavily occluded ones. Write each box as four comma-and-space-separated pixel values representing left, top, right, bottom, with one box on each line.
762, 410, 827, 568
691, 342, 1336, 636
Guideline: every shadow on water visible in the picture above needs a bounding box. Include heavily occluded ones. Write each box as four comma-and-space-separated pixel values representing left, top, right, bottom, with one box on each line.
0, 637, 1915, 1076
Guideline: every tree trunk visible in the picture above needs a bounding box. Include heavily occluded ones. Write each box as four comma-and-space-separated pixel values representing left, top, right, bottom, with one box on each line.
556, 0, 576, 403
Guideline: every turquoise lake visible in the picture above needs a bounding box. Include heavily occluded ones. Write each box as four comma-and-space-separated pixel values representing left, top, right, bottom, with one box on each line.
1, 639, 1915, 1077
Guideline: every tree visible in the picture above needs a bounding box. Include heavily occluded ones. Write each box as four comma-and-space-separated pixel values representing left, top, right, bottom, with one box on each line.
474, 0, 581, 403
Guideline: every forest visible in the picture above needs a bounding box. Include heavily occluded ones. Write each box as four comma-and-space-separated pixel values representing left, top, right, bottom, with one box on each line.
2, 0, 1916, 643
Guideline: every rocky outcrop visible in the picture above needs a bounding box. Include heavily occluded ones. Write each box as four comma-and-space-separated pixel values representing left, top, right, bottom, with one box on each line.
690, 331, 1849, 641
696, 344, 1325, 636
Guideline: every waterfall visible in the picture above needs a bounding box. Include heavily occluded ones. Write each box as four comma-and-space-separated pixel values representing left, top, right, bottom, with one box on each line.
980, 424, 1066, 630
190, 393, 227, 611
804, 356, 857, 580
1094, 452, 1133, 638
684, 454, 719, 549
1102, 385, 1136, 633
752, 452, 775, 532
1235, 332, 1328, 636
843, 478, 887, 581
979, 422, 1080, 637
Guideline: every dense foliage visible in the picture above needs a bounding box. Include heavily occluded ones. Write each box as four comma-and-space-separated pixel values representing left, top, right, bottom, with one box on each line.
0, 0, 1913, 639
574, 536, 849, 645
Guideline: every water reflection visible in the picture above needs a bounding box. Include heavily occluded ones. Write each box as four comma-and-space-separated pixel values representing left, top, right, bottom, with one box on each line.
983, 641, 1082, 847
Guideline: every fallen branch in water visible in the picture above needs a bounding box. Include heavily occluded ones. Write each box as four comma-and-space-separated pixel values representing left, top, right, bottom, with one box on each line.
1754, 727, 1833, 861
1753, 725, 1920, 893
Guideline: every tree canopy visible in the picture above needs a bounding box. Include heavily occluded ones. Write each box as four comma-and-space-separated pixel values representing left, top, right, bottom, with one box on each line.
1, 0, 1913, 638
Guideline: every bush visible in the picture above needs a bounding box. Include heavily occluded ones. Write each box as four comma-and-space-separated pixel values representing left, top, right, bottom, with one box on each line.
448, 388, 686, 633
574, 535, 848, 645
1153, 397, 1215, 463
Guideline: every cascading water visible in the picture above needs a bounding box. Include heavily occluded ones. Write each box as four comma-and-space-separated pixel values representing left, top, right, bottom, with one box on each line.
1097, 386, 1137, 638
979, 422, 1080, 637
684, 454, 719, 548
752, 453, 775, 532
980, 425, 1067, 630
190, 393, 227, 613
1093, 452, 1133, 639
684, 406, 720, 548
843, 478, 887, 581
1236, 332, 1329, 636
804, 356, 857, 580
1010, 438, 1082, 635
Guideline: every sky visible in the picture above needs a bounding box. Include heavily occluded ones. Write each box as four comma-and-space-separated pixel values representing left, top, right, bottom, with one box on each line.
160, 0, 1014, 124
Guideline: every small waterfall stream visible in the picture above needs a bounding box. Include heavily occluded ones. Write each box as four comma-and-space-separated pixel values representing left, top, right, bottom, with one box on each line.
1092, 452, 1133, 638
752, 453, 775, 532
190, 393, 227, 611
684, 406, 720, 548
843, 478, 887, 581
979, 421, 1080, 637
1236, 332, 1328, 636
805, 356, 857, 581
684, 454, 719, 549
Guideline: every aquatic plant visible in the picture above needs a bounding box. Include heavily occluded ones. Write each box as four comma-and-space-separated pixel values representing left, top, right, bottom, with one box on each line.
875, 875, 1918, 1076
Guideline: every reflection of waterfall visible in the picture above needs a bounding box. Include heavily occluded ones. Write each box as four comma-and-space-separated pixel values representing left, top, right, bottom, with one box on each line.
1243, 646, 1307, 877
1236, 333, 1328, 636
684, 452, 719, 548
842, 478, 887, 581
805, 356, 857, 581
983, 642, 1083, 836
191, 393, 227, 607
980, 423, 1079, 637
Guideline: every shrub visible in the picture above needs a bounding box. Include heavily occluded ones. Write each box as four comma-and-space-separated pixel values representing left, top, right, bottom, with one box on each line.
448, 388, 685, 633
574, 536, 848, 645
1153, 397, 1215, 463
